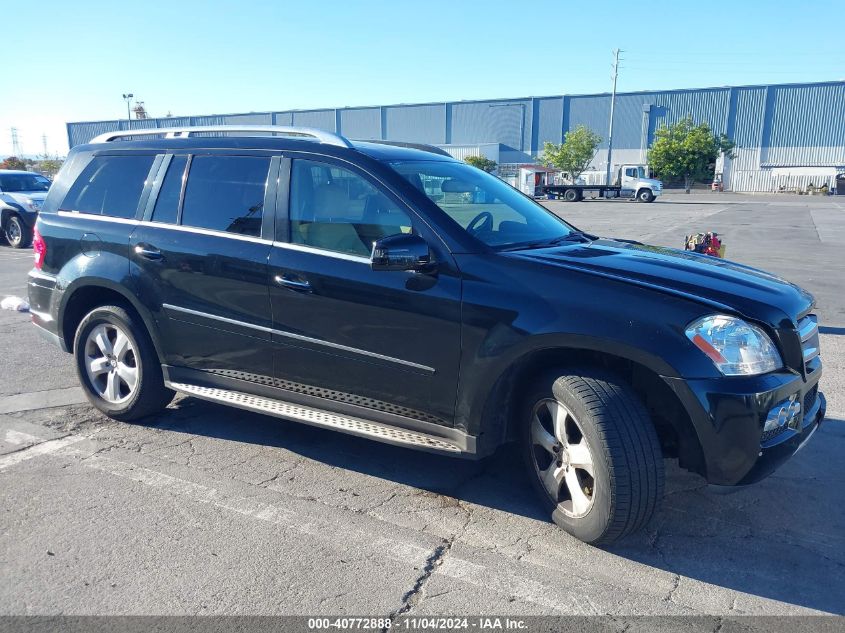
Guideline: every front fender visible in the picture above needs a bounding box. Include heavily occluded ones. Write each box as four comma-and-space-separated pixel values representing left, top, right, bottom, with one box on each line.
455, 331, 684, 440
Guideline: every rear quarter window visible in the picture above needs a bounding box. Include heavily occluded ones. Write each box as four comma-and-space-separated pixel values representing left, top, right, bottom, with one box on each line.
61, 155, 155, 219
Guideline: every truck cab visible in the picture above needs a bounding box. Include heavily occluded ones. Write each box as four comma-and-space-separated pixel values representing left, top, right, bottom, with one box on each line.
617, 164, 663, 202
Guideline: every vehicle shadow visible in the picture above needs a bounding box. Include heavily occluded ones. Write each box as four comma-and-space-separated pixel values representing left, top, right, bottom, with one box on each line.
141, 399, 845, 614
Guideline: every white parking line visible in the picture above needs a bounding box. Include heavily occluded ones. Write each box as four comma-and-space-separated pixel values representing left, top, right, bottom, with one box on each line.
0, 434, 85, 471
4, 429, 43, 445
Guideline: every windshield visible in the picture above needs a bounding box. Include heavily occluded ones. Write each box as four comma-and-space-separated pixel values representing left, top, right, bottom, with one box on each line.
0, 173, 51, 192
389, 160, 574, 249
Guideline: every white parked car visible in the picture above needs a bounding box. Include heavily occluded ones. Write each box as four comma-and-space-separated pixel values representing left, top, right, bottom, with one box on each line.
0, 170, 51, 248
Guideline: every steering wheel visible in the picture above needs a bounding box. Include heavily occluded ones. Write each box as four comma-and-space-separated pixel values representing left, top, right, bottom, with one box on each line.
466, 211, 494, 236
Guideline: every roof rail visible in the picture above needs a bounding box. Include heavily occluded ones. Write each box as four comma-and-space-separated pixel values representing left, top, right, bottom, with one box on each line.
88, 125, 354, 149
359, 139, 453, 157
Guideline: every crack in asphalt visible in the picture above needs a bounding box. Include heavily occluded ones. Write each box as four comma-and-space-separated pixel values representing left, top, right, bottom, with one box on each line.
382, 537, 454, 631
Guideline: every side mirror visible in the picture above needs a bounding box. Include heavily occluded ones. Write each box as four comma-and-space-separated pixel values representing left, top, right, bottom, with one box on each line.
371, 233, 434, 273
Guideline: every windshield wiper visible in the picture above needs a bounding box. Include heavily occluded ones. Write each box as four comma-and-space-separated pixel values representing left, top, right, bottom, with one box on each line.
499, 231, 596, 252
548, 230, 596, 244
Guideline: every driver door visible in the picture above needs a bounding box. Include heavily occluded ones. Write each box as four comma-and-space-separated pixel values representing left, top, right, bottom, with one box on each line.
268, 156, 463, 426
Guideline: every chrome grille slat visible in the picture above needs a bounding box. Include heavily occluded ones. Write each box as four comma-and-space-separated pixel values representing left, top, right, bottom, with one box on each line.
797, 315, 821, 370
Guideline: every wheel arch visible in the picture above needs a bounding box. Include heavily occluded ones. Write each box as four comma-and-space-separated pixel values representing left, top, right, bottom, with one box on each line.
477, 345, 706, 477
59, 279, 163, 362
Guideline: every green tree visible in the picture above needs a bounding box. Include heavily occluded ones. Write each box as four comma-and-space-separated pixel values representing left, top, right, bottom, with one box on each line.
0, 156, 27, 170
37, 158, 63, 177
540, 125, 602, 184
465, 155, 497, 173
648, 117, 735, 193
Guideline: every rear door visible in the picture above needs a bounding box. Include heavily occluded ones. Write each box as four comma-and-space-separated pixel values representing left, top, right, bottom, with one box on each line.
131, 152, 279, 384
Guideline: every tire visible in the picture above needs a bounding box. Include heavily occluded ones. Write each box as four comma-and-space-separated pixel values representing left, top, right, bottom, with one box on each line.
4, 214, 31, 248
637, 189, 655, 203
563, 188, 580, 202
521, 370, 664, 545
73, 305, 174, 421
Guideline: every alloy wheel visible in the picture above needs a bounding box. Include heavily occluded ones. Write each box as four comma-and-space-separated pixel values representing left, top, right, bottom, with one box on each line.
6, 219, 21, 246
530, 398, 596, 517
83, 323, 139, 404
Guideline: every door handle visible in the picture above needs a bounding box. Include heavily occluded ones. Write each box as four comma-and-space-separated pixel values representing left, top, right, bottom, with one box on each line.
134, 244, 163, 261
274, 274, 311, 292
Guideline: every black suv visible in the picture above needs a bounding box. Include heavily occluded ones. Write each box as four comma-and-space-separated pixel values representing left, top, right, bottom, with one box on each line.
28, 126, 825, 544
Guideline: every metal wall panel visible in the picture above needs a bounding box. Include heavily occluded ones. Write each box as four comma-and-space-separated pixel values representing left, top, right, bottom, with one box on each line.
64, 81, 845, 193
568, 88, 731, 151
291, 110, 336, 131
451, 100, 531, 151
762, 83, 845, 166
221, 113, 273, 125
340, 108, 381, 139
190, 115, 227, 126
535, 97, 564, 148
385, 104, 445, 143
437, 143, 500, 162
272, 112, 294, 125
156, 117, 192, 128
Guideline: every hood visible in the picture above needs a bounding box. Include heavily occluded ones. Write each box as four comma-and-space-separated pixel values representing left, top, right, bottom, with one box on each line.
2, 191, 47, 209
513, 238, 813, 328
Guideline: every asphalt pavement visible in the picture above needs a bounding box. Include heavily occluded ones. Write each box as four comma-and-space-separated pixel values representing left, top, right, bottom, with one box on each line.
0, 193, 843, 619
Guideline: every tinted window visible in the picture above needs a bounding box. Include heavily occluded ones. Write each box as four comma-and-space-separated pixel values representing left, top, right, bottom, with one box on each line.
389, 160, 572, 249
62, 155, 155, 218
290, 159, 412, 257
0, 173, 50, 192
151, 156, 187, 224
180, 156, 269, 237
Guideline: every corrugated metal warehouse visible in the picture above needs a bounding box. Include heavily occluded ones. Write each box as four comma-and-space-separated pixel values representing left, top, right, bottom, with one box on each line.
66, 80, 845, 193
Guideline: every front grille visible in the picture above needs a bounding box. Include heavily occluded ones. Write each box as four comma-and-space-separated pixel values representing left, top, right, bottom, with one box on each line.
761, 424, 788, 443
797, 315, 820, 371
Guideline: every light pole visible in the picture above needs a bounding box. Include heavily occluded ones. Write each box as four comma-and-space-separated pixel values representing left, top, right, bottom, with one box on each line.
489, 103, 527, 152
122, 93, 134, 123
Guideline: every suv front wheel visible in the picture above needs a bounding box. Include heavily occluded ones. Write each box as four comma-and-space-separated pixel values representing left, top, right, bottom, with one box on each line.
74, 305, 174, 421
4, 214, 32, 248
522, 370, 664, 545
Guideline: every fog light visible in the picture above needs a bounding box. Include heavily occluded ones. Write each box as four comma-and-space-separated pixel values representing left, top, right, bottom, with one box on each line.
764, 394, 801, 433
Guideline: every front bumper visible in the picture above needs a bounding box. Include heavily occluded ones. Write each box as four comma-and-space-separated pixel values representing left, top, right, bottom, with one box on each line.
664, 359, 824, 486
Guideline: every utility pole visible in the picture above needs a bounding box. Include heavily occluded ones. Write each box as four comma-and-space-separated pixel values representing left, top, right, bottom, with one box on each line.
42, 134, 49, 158
604, 49, 620, 187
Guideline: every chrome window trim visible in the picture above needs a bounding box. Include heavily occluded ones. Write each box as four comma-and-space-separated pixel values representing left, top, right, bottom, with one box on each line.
140, 220, 274, 245
272, 240, 371, 264
163, 303, 434, 374
58, 210, 139, 226
57, 211, 274, 245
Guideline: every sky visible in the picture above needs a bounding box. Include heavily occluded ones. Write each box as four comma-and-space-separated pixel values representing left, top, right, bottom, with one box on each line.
2, 0, 842, 157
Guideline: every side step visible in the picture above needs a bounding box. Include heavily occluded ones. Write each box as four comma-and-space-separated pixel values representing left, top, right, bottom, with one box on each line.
168, 382, 465, 455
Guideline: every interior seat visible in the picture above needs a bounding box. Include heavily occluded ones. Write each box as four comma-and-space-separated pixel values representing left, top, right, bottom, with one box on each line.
306, 183, 370, 256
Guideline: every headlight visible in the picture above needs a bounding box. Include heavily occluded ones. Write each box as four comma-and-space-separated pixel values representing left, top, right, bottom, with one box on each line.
685, 315, 782, 375
22, 197, 40, 211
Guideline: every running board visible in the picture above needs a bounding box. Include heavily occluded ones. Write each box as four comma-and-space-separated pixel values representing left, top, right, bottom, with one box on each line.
167, 382, 465, 455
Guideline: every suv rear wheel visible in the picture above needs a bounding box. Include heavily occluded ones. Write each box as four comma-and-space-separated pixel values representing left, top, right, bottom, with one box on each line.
4, 214, 31, 248
521, 370, 664, 545
74, 305, 174, 421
